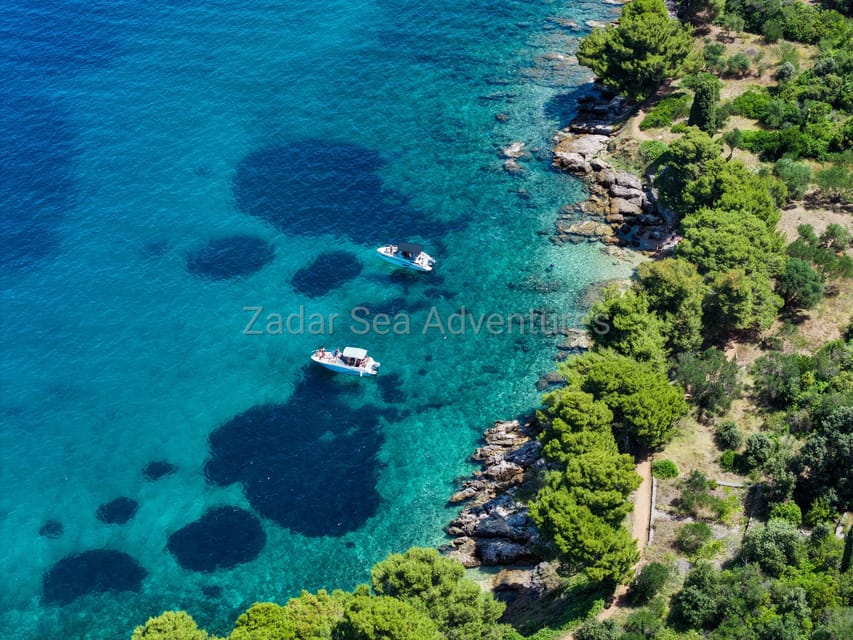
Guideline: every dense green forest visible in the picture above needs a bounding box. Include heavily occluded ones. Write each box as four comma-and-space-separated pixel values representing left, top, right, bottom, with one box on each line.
130, 1, 851, 638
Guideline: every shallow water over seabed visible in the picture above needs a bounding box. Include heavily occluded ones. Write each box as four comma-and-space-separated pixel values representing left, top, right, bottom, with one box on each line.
0, 1, 632, 637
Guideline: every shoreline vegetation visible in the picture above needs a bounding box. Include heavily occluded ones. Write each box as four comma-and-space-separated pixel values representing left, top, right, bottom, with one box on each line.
130, 0, 851, 638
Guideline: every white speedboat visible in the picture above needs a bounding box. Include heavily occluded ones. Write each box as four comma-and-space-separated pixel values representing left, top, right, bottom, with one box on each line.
310, 346, 381, 377
376, 242, 435, 272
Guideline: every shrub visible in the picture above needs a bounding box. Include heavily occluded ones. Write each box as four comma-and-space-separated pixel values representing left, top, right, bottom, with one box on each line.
574, 618, 620, 640
731, 88, 771, 119
676, 522, 714, 554
744, 432, 776, 470
774, 158, 811, 200
640, 93, 692, 130
719, 449, 737, 471
724, 52, 751, 77
714, 421, 744, 451
703, 42, 726, 70
806, 496, 836, 527
769, 501, 803, 526
763, 18, 784, 43
652, 459, 679, 479
630, 562, 671, 604
776, 257, 825, 310
671, 122, 689, 133
776, 61, 796, 82
639, 140, 668, 165
688, 73, 721, 133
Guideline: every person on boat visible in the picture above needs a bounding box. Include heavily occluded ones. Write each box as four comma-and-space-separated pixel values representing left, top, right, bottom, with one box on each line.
318, 346, 325, 359
334, 348, 341, 360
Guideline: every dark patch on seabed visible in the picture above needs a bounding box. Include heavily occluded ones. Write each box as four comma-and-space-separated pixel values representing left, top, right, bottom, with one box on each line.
38, 519, 64, 539
204, 368, 387, 537
42, 549, 147, 606
96, 497, 139, 525
378, 373, 406, 404
142, 460, 177, 481
186, 235, 275, 280
232, 140, 465, 244
291, 250, 362, 297
167, 506, 266, 573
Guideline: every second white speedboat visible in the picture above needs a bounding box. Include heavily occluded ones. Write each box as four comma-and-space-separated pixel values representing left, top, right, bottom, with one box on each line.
310, 346, 381, 377
376, 242, 435, 272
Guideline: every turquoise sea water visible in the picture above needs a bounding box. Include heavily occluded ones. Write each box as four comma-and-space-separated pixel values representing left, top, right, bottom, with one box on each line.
0, 1, 634, 637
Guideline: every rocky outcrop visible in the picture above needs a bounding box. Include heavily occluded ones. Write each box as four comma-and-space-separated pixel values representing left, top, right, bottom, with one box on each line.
551, 88, 674, 251
441, 419, 545, 568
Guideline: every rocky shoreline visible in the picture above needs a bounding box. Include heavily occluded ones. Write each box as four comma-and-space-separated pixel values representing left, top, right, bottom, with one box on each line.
550, 87, 676, 250
440, 418, 555, 604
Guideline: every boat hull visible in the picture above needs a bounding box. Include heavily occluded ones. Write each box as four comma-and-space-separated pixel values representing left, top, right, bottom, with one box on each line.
376, 247, 434, 272
310, 353, 380, 376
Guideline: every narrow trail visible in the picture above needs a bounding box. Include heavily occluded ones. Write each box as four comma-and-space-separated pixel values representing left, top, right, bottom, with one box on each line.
556, 457, 653, 638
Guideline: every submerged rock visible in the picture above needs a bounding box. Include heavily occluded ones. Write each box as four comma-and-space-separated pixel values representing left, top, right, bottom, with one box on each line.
39, 519, 63, 539
42, 550, 147, 606
96, 497, 139, 525
142, 460, 177, 481
167, 506, 266, 573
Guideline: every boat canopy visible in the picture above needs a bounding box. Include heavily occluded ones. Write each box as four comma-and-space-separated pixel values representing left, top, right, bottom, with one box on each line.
398, 242, 423, 255
342, 346, 368, 359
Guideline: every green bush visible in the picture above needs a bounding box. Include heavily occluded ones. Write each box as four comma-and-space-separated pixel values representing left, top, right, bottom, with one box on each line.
806, 496, 837, 527
652, 459, 679, 479
574, 618, 620, 640
731, 88, 771, 119
639, 140, 668, 165
630, 562, 671, 604
703, 42, 726, 70
769, 501, 803, 526
671, 122, 689, 133
762, 18, 784, 43
714, 420, 744, 450
676, 522, 713, 554
724, 52, 751, 77
774, 158, 811, 200
640, 93, 692, 130
719, 449, 737, 472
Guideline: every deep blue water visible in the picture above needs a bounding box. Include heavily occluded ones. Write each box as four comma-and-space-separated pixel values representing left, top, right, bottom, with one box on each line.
0, 1, 633, 637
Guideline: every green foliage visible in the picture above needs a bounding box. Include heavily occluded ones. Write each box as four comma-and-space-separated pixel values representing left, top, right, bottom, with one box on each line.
677, 470, 738, 520
731, 87, 771, 119
652, 459, 679, 479
719, 449, 737, 471
679, 209, 783, 274
587, 288, 668, 368
752, 352, 805, 408
702, 41, 726, 70
539, 388, 614, 465
635, 258, 706, 353
132, 612, 211, 640
806, 496, 838, 527
638, 140, 668, 166
795, 404, 853, 513
655, 127, 722, 212
744, 432, 777, 470
769, 501, 803, 526
714, 420, 744, 451
623, 605, 666, 638
230, 602, 296, 640
724, 52, 752, 78
763, 18, 784, 43
529, 491, 640, 584
687, 73, 721, 133
741, 518, 804, 576
788, 223, 853, 278
674, 348, 741, 416
574, 618, 620, 640
630, 562, 671, 605
678, 0, 726, 23
842, 527, 853, 573
333, 595, 440, 640
774, 158, 811, 200
640, 93, 692, 130
816, 158, 853, 202
283, 590, 350, 640
813, 607, 853, 640
370, 548, 505, 640
776, 257, 825, 310
577, 0, 695, 101
676, 522, 713, 554
564, 351, 688, 450
704, 267, 782, 335
670, 562, 721, 629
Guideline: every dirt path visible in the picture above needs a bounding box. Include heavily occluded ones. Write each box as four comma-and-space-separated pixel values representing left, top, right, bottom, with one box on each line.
557, 457, 653, 637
